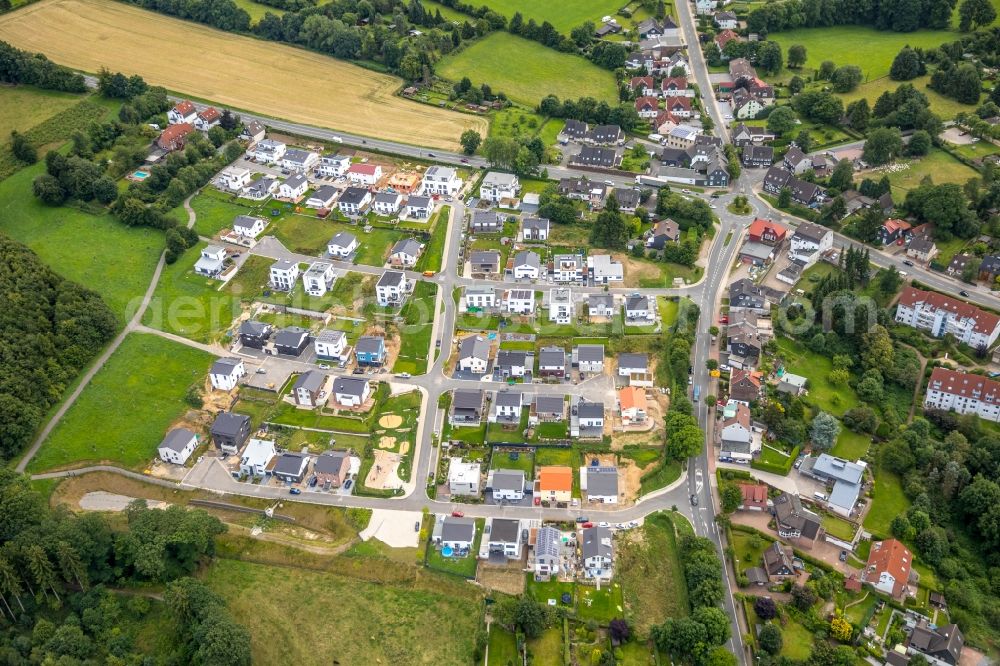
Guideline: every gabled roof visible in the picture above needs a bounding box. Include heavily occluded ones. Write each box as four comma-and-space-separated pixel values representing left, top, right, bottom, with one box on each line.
338, 187, 370, 205
211, 412, 250, 437
240, 320, 272, 337
497, 350, 528, 368
453, 389, 484, 410
347, 162, 379, 175
577, 400, 604, 419
514, 250, 541, 269
294, 370, 326, 394
273, 452, 308, 476
865, 539, 912, 595
332, 376, 368, 397
160, 428, 196, 452
459, 335, 490, 362
587, 467, 618, 497
898, 286, 1000, 335
274, 326, 309, 347
329, 230, 357, 248
534, 395, 565, 414
314, 450, 349, 474
618, 386, 647, 412
391, 238, 422, 257
492, 469, 525, 491
576, 344, 604, 362
490, 518, 521, 543
618, 352, 648, 370
377, 270, 405, 287
355, 335, 384, 354
582, 526, 613, 560
211, 357, 243, 376
495, 390, 522, 408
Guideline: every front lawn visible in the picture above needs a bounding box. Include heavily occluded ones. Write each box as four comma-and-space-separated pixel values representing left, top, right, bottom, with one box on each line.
832, 428, 871, 460
774, 337, 859, 416
436, 33, 617, 106
28, 333, 212, 472
143, 241, 242, 343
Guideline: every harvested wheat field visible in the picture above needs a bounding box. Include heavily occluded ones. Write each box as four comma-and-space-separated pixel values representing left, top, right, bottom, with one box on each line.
0, 0, 487, 149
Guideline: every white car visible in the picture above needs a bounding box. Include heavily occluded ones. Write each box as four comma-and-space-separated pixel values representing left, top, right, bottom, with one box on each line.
598, 521, 610, 528
682, 188, 692, 194
317, 363, 330, 370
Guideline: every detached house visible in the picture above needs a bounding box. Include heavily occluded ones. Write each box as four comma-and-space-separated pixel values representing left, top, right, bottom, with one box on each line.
661, 76, 693, 97
243, 176, 278, 201
521, 216, 550, 241
471, 250, 502, 276
575, 344, 604, 374
548, 288, 573, 323
194, 245, 227, 278
537, 466, 573, 504
449, 458, 482, 497
168, 100, 198, 125
302, 261, 336, 297
458, 335, 491, 374
375, 270, 411, 307
158, 428, 198, 465
588, 254, 624, 284
278, 174, 308, 200
773, 492, 822, 542
232, 215, 267, 238
537, 347, 567, 378
327, 231, 359, 259
714, 10, 738, 28
646, 219, 681, 250
240, 120, 266, 143
588, 293, 615, 319
210, 412, 251, 455
618, 353, 652, 387
762, 541, 796, 578
316, 153, 351, 178
451, 389, 485, 425
372, 191, 403, 216
332, 376, 371, 407
489, 469, 526, 502
273, 452, 309, 484
618, 386, 647, 426
273, 326, 310, 356
512, 250, 542, 280
788, 221, 833, 266
293, 370, 328, 408
496, 351, 529, 379
269, 260, 300, 292
908, 622, 964, 666
355, 336, 386, 366
281, 148, 319, 173
434, 516, 476, 553
635, 96, 660, 119
155, 123, 194, 151
729, 369, 763, 403
337, 187, 371, 216
388, 238, 423, 268
719, 402, 755, 462
464, 286, 499, 310
314, 329, 347, 361
238, 439, 275, 478
209, 357, 246, 391
665, 96, 693, 118
405, 195, 432, 219
863, 539, 914, 599
581, 526, 614, 579
630, 76, 656, 97
220, 166, 251, 191
305, 185, 337, 209
239, 320, 272, 349
625, 294, 653, 321
493, 390, 523, 421
247, 138, 286, 163
346, 162, 382, 186
195, 107, 221, 131
503, 288, 535, 314
314, 450, 351, 489
470, 209, 504, 234
480, 171, 520, 203
878, 218, 911, 245
552, 254, 585, 283
584, 467, 619, 504
421, 165, 463, 196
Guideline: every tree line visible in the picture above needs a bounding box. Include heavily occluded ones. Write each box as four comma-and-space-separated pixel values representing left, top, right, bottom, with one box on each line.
747, 0, 957, 35
0, 40, 87, 92
0, 470, 250, 664
0, 237, 117, 462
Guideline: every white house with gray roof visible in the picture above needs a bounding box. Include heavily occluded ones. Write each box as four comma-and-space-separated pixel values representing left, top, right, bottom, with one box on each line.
471, 209, 504, 233
471, 250, 502, 275
332, 376, 371, 407
294, 370, 328, 407
480, 171, 520, 203
589, 293, 615, 320
537, 348, 567, 378
337, 186, 371, 216
194, 245, 227, 278
209, 357, 245, 391
316, 153, 351, 178
625, 294, 653, 320
574, 344, 605, 374
521, 216, 550, 241
548, 288, 573, 324
247, 138, 285, 163
269, 260, 299, 291
376, 270, 411, 306
534, 395, 566, 421
457, 335, 491, 374
302, 261, 336, 296
618, 353, 652, 387
231, 215, 267, 238
575, 400, 605, 432
278, 173, 309, 200
583, 466, 620, 503
389, 238, 423, 267
581, 526, 614, 578
513, 250, 541, 280
552, 254, 586, 283
493, 390, 523, 422
464, 286, 500, 310
485, 518, 524, 559
327, 231, 359, 259
489, 469, 526, 501
305, 185, 337, 209
799, 454, 866, 517
158, 428, 199, 465
314, 329, 347, 361
421, 165, 463, 196
281, 148, 319, 173
588, 254, 624, 284
243, 176, 278, 201
433, 516, 477, 552
372, 191, 403, 216
503, 289, 535, 314
405, 195, 432, 219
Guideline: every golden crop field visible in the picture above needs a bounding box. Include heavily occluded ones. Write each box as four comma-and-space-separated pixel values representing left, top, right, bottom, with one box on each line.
0, 0, 487, 149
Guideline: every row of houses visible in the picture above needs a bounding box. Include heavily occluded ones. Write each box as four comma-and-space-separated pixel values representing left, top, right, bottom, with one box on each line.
462, 286, 654, 323
447, 459, 622, 505
432, 515, 615, 580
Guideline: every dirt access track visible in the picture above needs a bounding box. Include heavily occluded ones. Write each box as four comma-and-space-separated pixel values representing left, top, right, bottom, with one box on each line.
0, 0, 487, 150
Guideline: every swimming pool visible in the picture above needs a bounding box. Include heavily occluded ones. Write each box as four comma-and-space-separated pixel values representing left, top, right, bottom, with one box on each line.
130, 170, 150, 180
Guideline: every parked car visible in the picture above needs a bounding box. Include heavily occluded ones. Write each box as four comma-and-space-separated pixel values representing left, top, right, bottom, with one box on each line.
289, 487, 302, 495
902, 259, 914, 267
344, 479, 353, 490
318, 363, 330, 369
352, 367, 365, 375
451, 510, 465, 518
575, 516, 588, 523
414, 521, 421, 532
960, 290, 971, 297
839, 550, 848, 562
581, 522, 594, 528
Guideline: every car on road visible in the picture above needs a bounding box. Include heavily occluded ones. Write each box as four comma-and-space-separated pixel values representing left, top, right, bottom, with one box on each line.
598, 521, 610, 528
575, 516, 588, 523
719, 315, 728, 324
682, 188, 691, 194
289, 487, 302, 495
436, 339, 442, 348
451, 510, 465, 518
960, 290, 971, 297
709, 204, 717, 209
460, 158, 469, 163
581, 522, 594, 528
352, 367, 365, 375
427, 152, 436, 157
414, 521, 421, 532
688, 375, 693, 385
255, 368, 266, 374
318, 363, 330, 369
902, 260, 914, 267
396, 372, 411, 378
719, 363, 730, 372
690, 494, 699, 506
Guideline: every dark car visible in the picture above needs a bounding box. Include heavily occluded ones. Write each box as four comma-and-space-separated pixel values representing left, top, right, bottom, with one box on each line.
902, 259, 914, 267
839, 550, 848, 562
690, 494, 699, 506
289, 487, 302, 495
414, 521, 421, 532
427, 152, 436, 157
575, 516, 588, 523
460, 158, 469, 163
960, 290, 970, 297
352, 367, 365, 375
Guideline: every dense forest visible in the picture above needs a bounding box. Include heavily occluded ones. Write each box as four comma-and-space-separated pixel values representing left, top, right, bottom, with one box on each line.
0, 470, 250, 664
747, 0, 957, 34
0, 41, 87, 93
0, 236, 117, 462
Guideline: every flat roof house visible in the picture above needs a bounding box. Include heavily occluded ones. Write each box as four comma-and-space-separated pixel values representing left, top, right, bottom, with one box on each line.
480, 171, 520, 203
449, 458, 482, 497
158, 428, 198, 465
210, 412, 251, 455
238, 438, 276, 479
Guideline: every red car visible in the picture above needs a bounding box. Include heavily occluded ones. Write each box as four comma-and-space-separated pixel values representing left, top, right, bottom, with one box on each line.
451, 510, 465, 518
533, 497, 541, 506
581, 522, 594, 528
719, 315, 729, 324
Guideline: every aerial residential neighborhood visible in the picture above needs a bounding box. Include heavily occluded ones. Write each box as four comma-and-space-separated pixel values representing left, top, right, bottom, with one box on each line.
5, 0, 1000, 663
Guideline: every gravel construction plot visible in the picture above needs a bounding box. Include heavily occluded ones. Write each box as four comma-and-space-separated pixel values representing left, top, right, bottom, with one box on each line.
0, 0, 487, 150
79, 491, 169, 512
359, 508, 421, 547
